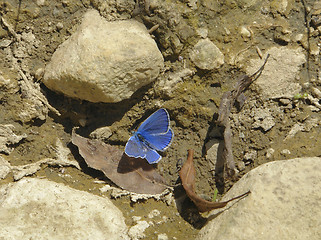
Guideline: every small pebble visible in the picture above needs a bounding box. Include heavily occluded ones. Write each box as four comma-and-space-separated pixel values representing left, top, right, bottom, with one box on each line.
244, 150, 257, 161
132, 216, 141, 222
311, 87, 321, 98
35, 68, 44, 80
0, 39, 12, 48
290, 112, 297, 118
293, 33, 304, 42
237, 161, 246, 171
196, 28, 208, 38
148, 209, 160, 218
309, 43, 320, 56
281, 149, 291, 156
158, 233, 168, 240
89, 126, 112, 140
266, 148, 275, 159
240, 26, 251, 39
239, 132, 245, 139
279, 98, 291, 105
307, 105, 320, 112
36, 0, 45, 6
302, 82, 310, 88
78, 118, 87, 127
56, 22, 64, 31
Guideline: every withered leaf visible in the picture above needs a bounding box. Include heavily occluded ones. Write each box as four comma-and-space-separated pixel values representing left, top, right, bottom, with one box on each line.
179, 149, 250, 212
216, 54, 270, 179
71, 130, 167, 194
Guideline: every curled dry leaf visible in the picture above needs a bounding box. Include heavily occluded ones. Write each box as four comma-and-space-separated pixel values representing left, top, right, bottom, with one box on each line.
179, 149, 250, 213
71, 130, 167, 194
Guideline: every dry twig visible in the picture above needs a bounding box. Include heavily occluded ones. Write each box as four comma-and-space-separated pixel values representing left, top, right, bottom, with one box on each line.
1, 16, 60, 116
18, 69, 61, 116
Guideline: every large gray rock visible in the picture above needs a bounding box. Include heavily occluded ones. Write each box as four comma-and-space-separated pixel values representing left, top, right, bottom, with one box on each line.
43, 10, 164, 103
0, 178, 129, 240
198, 157, 321, 240
246, 46, 306, 99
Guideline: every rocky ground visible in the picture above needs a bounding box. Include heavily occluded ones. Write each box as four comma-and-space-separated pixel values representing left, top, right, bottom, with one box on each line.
0, 0, 320, 239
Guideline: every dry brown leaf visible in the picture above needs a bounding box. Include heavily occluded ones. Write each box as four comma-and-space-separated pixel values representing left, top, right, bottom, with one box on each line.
179, 149, 250, 212
216, 54, 270, 178
71, 130, 167, 194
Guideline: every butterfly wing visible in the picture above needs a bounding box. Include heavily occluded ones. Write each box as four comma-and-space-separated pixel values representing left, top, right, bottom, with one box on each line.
125, 135, 162, 163
125, 135, 146, 158
125, 108, 173, 164
141, 128, 173, 151
145, 148, 162, 164
137, 108, 170, 135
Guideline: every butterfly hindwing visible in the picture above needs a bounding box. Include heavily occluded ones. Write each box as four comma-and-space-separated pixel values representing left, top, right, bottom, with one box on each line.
137, 108, 170, 135
125, 135, 146, 158
145, 148, 161, 164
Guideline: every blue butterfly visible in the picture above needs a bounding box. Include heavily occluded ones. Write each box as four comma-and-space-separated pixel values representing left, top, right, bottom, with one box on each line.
125, 108, 174, 164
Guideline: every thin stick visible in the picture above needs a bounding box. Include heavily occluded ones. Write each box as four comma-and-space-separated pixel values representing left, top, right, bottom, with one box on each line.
18, 69, 61, 116
1, 17, 18, 39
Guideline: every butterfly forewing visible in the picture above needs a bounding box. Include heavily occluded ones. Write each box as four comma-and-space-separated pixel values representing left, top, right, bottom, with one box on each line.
141, 128, 173, 151
137, 108, 170, 135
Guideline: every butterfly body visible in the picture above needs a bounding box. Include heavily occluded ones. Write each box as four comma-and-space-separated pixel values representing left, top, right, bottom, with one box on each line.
136, 133, 154, 149
125, 109, 173, 164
